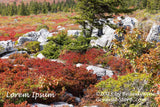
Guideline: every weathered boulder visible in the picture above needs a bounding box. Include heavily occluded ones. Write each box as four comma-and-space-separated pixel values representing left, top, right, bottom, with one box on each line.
0, 40, 14, 55
18, 29, 53, 45
146, 23, 160, 42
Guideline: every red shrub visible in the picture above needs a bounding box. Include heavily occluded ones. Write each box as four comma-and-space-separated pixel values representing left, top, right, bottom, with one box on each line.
0, 57, 97, 105
3, 101, 31, 107
107, 56, 134, 75
59, 48, 105, 64
85, 48, 105, 64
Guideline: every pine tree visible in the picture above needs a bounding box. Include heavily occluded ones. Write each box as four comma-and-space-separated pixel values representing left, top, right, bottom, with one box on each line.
74, 0, 136, 37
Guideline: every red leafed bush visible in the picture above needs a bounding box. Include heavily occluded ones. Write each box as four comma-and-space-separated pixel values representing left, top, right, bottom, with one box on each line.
79, 85, 109, 106
84, 48, 105, 64
59, 48, 105, 64
3, 101, 30, 107
0, 59, 13, 72
0, 57, 97, 105
107, 56, 134, 75
59, 51, 87, 64
9, 53, 30, 59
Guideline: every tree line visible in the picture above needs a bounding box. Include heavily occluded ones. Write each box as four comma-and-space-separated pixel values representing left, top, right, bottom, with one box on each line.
125, 0, 160, 13
0, 0, 76, 16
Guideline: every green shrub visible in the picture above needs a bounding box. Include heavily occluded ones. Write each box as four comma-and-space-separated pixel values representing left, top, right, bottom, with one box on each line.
9, 53, 30, 59
66, 35, 91, 53
36, 24, 49, 31
24, 41, 40, 54
41, 41, 60, 59
96, 73, 157, 107
41, 32, 91, 59
41, 32, 71, 59
48, 31, 72, 46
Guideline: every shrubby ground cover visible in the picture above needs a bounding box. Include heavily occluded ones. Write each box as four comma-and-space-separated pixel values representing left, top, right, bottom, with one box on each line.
0, 0, 160, 106
0, 12, 79, 41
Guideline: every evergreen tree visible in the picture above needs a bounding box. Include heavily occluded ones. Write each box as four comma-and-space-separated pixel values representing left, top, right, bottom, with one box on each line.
74, 0, 136, 37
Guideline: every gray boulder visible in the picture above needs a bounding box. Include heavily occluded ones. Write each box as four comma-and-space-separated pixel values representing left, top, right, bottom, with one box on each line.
146, 23, 160, 42
0, 40, 14, 55
18, 29, 53, 45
